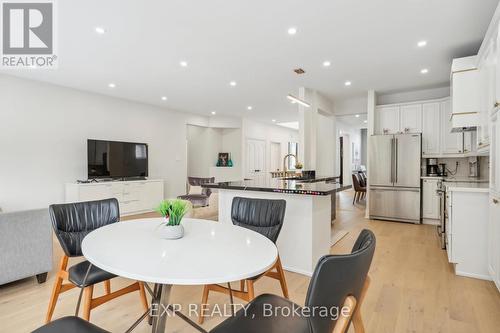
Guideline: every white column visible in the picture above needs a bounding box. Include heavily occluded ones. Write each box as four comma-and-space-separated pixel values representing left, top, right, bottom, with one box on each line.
366, 90, 377, 218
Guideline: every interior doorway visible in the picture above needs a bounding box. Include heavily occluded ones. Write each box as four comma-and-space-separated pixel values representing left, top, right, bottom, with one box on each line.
270, 142, 281, 172
245, 138, 266, 181
339, 137, 343, 185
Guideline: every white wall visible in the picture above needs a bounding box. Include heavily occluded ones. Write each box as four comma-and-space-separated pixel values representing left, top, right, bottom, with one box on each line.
0, 75, 208, 211
334, 96, 368, 115
336, 119, 362, 186
242, 119, 299, 174
377, 85, 450, 105
187, 125, 223, 178
316, 113, 336, 175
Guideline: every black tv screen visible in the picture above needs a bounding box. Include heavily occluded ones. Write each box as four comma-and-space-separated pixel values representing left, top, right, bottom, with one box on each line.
87, 139, 148, 179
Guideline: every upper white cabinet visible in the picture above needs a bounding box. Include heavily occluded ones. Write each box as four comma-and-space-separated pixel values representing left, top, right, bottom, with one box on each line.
375, 106, 399, 134
451, 56, 481, 129
441, 99, 464, 155
422, 102, 441, 156
375, 98, 474, 157
375, 104, 421, 135
400, 104, 422, 133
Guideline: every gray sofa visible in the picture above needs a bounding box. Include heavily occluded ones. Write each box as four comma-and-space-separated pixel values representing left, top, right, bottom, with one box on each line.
0, 209, 53, 285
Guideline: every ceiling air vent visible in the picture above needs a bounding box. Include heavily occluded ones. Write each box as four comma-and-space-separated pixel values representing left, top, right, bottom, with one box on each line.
293, 68, 305, 74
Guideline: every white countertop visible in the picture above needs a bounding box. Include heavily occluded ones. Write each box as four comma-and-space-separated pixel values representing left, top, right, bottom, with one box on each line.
445, 182, 489, 193
420, 176, 489, 183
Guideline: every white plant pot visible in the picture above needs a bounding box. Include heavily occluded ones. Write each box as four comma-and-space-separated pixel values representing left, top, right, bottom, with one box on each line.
159, 224, 184, 240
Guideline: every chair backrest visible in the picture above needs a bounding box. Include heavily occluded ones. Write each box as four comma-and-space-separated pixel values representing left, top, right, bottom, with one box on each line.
188, 177, 215, 197
305, 229, 376, 333
359, 172, 367, 187
352, 173, 362, 191
49, 198, 120, 257
231, 197, 286, 243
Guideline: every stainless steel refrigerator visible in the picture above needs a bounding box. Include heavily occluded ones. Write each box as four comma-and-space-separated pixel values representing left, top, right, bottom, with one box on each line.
369, 133, 421, 224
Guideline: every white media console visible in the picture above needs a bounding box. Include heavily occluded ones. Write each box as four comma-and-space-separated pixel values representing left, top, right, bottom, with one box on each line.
65, 179, 164, 216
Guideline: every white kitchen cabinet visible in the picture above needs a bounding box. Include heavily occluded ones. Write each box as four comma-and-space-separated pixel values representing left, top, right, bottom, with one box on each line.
488, 194, 500, 291
66, 179, 164, 216
375, 106, 400, 134
441, 99, 464, 154
446, 189, 490, 279
491, 111, 500, 194
452, 68, 480, 116
422, 102, 441, 156
400, 104, 422, 133
422, 179, 440, 220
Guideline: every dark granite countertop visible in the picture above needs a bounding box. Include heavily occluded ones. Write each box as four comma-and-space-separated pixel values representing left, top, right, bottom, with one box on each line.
201, 176, 340, 196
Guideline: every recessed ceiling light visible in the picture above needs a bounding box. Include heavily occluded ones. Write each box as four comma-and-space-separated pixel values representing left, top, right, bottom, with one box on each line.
161, 96, 167, 101
287, 27, 297, 35
323, 61, 331, 67
229, 81, 237, 86
364, 120, 368, 123
180, 61, 188, 67
344, 81, 352, 86
355, 114, 360, 118
272, 119, 276, 122
247, 106, 253, 110
211, 111, 216, 115
420, 68, 429, 74
108, 83, 116, 88
95, 27, 106, 34
417, 40, 427, 47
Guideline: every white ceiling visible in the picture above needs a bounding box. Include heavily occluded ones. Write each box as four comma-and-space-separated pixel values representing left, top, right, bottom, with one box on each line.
2, 0, 498, 123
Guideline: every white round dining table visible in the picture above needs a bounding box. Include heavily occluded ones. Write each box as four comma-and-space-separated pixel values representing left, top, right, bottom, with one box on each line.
82, 217, 278, 333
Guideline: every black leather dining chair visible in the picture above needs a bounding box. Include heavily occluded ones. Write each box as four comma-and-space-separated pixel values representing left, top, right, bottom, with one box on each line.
199, 197, 288, 324
33, 229, 376, 333
45, 198, 148, 323
209, 229, 376, 333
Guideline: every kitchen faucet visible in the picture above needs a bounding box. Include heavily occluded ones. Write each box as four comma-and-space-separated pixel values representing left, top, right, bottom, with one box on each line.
283, 154, 297, 172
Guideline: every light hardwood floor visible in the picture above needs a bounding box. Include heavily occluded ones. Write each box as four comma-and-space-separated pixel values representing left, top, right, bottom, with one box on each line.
1, 190, 500, 332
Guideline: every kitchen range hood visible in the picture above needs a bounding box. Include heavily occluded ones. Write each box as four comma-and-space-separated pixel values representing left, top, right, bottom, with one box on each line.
450, 56, 479, 132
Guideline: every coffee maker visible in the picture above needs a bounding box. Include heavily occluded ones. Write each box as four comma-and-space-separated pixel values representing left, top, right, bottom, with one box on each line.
426, 159, 439, 176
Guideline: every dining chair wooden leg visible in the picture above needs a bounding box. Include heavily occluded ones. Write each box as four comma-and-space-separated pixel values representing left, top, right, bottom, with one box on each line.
82, 285, 94, 321
353, 192, 357, 204
275, 257, 289, 299
246, 280, 255, 300
104, 280, 111, 295
239, 280, 245, 292
45, 255, 69, 323
45, 274, 63, 323
332, 296, 357, 333
198, 285, 211, 324
138, 282, 149, 314
352, 276, 370, 333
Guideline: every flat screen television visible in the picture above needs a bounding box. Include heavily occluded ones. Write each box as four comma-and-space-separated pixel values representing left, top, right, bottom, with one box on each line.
87, 139, 148, 179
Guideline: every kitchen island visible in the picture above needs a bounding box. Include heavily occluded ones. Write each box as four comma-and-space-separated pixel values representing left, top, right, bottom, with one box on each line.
202, 176, 340, 276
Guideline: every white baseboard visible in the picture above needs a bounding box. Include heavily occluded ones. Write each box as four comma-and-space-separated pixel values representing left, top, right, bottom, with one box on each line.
455, 270, 492, 281
422, 218, 440, 226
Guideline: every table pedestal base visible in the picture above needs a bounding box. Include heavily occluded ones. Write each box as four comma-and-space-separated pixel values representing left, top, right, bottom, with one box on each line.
151, 284, 172, 333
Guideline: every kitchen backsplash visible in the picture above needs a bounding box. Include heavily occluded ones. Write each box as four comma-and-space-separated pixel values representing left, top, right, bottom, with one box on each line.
421, 156, 489, 179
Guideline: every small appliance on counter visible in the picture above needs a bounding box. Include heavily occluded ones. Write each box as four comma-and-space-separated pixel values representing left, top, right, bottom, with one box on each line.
426, 158, 439, 176
438, 163, 447, 177
301, 170, 316, 180
468, 156, 479, 178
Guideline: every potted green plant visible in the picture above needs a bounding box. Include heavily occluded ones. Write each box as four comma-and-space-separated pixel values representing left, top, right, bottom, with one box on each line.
156, 199, 190, 239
